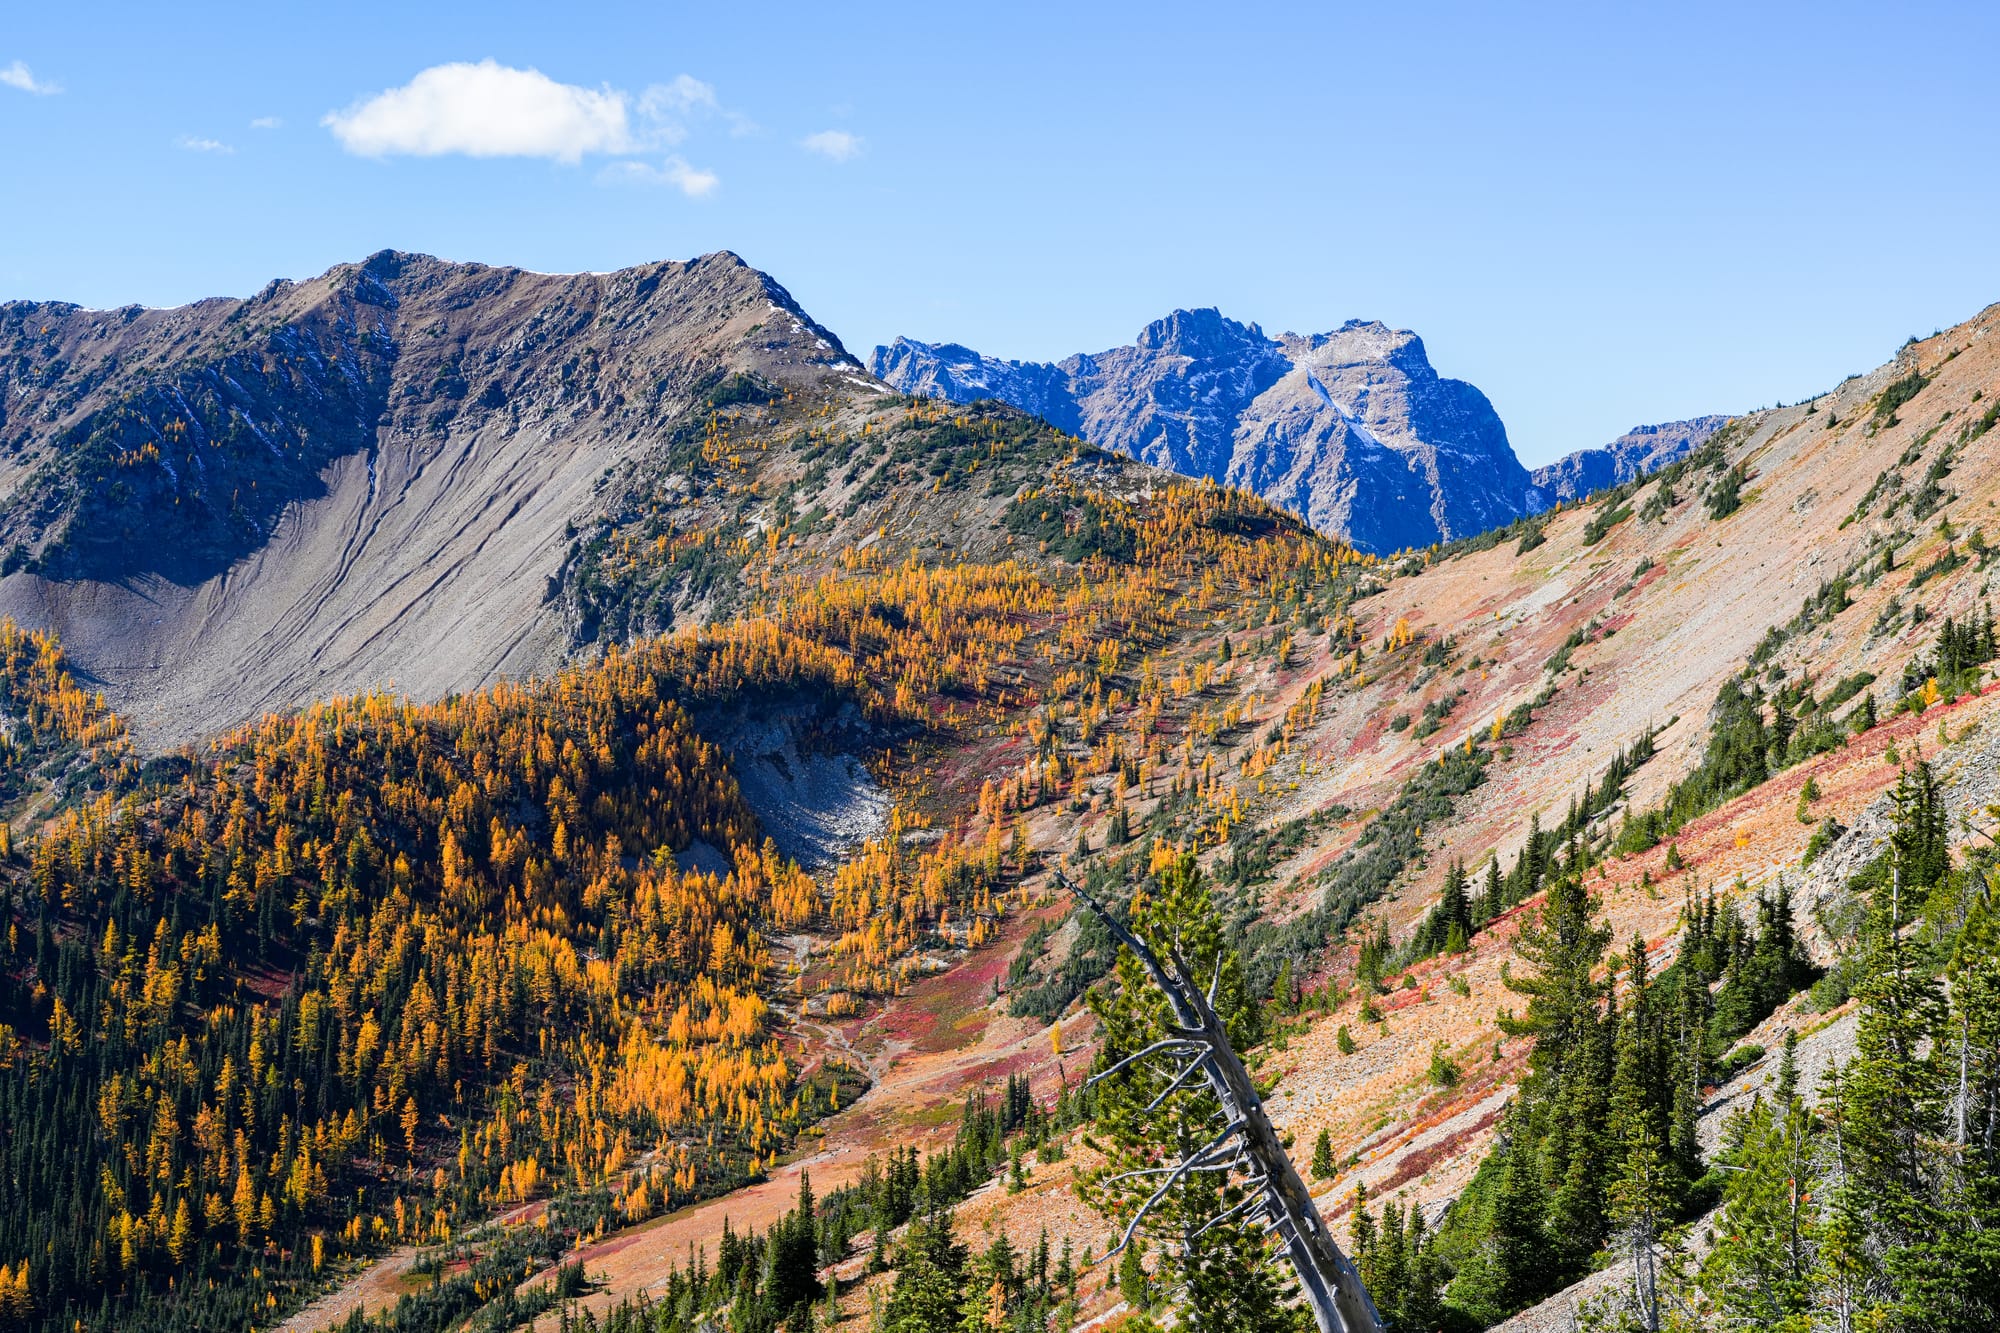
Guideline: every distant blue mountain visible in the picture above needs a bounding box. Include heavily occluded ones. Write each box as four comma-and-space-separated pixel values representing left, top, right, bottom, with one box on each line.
874, 315, 1725, 553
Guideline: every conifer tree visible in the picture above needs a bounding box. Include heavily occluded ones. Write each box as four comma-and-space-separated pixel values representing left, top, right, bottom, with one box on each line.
1118, 1239, 1152, 1312
1697, 1090, 1819, 1328
1418, 860, 1473, 956
963, 1231, 1019, 1333
1479, 858, 1504, 924
883, 1206, 968, 1333
1462, 1114, 1554, 1319
1775, 1027, 1800, 1106
1606, 940, 1676, 1330
767, 1171, 822, 1318
1070, 857, 1378, 1333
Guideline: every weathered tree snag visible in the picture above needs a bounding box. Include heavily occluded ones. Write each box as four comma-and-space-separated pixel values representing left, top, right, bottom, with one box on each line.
1059, 871, 1385, 1333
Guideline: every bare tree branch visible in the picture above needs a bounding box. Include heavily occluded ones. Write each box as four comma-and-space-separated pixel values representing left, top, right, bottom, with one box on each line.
1143, 1058, 1211, 1115
1104, 1119, 1245, 1261
1086, 1037, 1207, 1089
1057, 869, 1385, 1333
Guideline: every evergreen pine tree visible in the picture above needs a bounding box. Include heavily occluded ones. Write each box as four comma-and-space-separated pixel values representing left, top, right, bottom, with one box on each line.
1775, 1027, 1799, 1106
962, 1231, 1019, 1333
1483, 1117, 1554, 1317
1311, 1128, 1335, 1180
1812, 1070, 1880, 1333
1697, 1093, 1819, 1328
1177, 1168, 1307, 1333
1542, 1016, 1615, 1273
1423, 859, 1473, 955
1118, 1240, 1151, 1312
767, 1171, 823, 1318
1606, 939, 1677, 1330
1076, 853, 1312, 1333
883, 1206, 968, 1333
1400, 1205, 1444, 1333
1444, 849, 1622, 1323
1480, 857, 1504, 924
1370, 1197, 1409, 1321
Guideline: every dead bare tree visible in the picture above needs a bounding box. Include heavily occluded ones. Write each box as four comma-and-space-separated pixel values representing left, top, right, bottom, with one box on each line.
1058, 869, 1384, 1333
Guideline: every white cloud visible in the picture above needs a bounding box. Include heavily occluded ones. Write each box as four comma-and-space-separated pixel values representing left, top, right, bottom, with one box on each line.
324, 60, 634, 162
801, 129, 862, 162
249, 116, 282, 130
640, 74, 715, 118
322, 60, 741, 190
598, 155, 719, 198
637, 74, 760, 142
1, 60, 60, 95
176, 135, 235, 154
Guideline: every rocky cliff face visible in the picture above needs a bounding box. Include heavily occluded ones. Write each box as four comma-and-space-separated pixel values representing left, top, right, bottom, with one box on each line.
1528, 414, 1729, 502
872, 312, 1540, 552
0, 250, 862, 745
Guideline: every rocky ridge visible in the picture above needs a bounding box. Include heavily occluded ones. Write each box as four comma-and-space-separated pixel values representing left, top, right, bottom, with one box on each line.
0, 250, 868, 747
873, 311, 1537, 552
1527, 413, 1730, 501
872, 317, 1728, 553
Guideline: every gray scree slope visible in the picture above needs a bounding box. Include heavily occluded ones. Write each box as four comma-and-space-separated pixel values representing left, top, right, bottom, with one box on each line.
0, 250, 859, 748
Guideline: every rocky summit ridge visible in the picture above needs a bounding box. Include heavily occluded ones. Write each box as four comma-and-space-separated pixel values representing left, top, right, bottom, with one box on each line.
1527, 412, 1730, 501
0, 249, 863, 746
872, 315, 1724, 552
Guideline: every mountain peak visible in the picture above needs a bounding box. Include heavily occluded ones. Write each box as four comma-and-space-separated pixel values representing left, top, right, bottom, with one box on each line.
873, 310, 1525, 551
1288, 320, 1436, 381
0, 248, 872, 744
1529, 413, 1731, 502
872, 309, 1727, 553
1134, 307, 1268, 355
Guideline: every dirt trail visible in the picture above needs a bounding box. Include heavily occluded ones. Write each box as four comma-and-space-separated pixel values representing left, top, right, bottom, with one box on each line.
277, 1198, 547, 1332
276, 1249, 422, 1332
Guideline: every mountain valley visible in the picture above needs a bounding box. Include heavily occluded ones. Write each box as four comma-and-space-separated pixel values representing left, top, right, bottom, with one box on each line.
0, 255, 1995, 1333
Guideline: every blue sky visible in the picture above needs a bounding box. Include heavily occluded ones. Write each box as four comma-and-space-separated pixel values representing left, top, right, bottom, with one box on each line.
4, 2, 1997, 466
